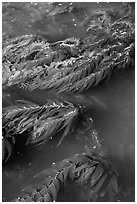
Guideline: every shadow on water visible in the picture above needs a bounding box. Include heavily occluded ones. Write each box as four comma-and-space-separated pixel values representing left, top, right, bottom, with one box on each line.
2, 2, 135, 202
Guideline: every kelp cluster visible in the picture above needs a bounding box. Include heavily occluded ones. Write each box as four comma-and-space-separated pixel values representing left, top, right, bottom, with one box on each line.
2, 35, 81, 88
2, 2, 134, 202
2, 3, 134, 94
2, 99, 80, 162
14, 153, 118, 202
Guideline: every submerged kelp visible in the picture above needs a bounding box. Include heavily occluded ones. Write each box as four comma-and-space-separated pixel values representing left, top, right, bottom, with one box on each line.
2, 2, 135, 202
2, 99, 82, 162
2, 3, 134, 94
14, 152, 118, 202
2, 35, 81, 87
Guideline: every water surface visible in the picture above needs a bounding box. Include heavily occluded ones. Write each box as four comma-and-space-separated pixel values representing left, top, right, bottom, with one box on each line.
2, 2, 135, 202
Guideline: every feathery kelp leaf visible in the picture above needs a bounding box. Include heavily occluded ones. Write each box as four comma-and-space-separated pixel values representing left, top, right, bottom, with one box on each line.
58, 43, 134, 94
3, 99, 79, 146
13, 152, 118, 202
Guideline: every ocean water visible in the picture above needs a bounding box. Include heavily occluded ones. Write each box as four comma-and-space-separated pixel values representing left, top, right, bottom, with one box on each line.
2, 2, 135, 202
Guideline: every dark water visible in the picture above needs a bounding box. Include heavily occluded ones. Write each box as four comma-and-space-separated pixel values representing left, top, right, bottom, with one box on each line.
2, 2, 135, 202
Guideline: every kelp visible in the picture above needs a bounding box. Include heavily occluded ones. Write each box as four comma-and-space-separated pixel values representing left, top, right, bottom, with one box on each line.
59, 44, 134, 94
2, 34, 81, 87
2, 99, 80, 162
2, 2, 135, 202
48, 2, 75, 16
13, 152, 118, 202
3, 99, 79, 145
82, 2, 134, 36
2, 3, 134, 94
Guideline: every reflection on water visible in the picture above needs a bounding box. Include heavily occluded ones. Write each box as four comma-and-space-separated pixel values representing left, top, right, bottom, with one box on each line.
2, 2, 135, 202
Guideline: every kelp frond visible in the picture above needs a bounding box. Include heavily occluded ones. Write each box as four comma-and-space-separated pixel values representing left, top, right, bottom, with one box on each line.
58, 45, 134, 94
3, 99, 79, 147
2, 3, 134, 94
13, 152, 118, 202
2, 34, 81, 87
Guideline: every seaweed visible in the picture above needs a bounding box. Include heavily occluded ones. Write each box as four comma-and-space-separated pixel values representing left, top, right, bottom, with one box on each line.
2, 5, 134, 93
2, 99, 81, 163
2, 2, 135, 202
13, 152, 118, 202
